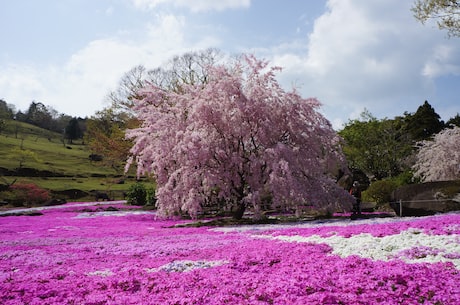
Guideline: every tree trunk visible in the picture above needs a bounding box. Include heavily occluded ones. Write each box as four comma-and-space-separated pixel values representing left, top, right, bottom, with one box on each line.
232, 182, 247, 220
233, 202, 246, 220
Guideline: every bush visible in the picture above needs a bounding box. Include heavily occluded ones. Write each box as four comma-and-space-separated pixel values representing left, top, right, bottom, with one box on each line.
126, 183, 146, 206
362, 180, 398, 206
2, 182, 50, 207
392, 171, 418, 186
146, 186, 156, 206
126, 183, 156, 206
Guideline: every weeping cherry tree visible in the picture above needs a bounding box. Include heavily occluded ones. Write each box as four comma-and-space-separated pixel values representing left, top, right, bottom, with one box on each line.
413, 126, 460, 182
126, 54, 353, 219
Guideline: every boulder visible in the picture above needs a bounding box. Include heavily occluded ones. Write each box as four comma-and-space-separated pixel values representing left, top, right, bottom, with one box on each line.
0, 211, 44, 217
361, 202, 376, 212
89, 154, 103, 162
95, 192, 110, 201
391, 180, 460, 216
337, 174, 353, 190
44, 198, 67, 206
52, 189, 88, 199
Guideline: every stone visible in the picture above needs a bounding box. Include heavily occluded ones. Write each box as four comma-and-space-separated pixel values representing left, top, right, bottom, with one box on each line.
95, 192, 110, 201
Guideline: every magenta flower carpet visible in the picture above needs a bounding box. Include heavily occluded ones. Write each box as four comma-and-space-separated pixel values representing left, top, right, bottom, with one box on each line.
1, 202, 459, 304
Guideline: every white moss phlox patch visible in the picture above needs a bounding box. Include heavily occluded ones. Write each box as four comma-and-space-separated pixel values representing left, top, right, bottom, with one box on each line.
74, 211, 153, 218
86, 269, 114, 277
146, 260, 228, 273
256, 228, 460, 268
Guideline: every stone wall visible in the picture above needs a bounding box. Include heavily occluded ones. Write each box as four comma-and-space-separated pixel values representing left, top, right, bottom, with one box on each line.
390, 180, 460, 216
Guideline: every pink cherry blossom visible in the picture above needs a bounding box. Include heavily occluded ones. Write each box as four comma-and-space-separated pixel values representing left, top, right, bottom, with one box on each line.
413, 126, 460, 181
126, 54, 353, 219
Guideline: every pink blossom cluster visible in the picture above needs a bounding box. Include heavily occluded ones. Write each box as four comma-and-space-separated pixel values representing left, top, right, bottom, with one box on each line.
0, 203, 459, 304
126, 55, 353, 219
413, 126, 460, 181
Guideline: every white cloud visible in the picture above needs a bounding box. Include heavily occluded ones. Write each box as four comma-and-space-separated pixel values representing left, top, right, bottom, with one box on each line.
2, 0, 459, 126
0, 13, 205, 117
423, 44, 460, 78
131, 0, 250, 12
304, 0, 429, 99
105, 6, 114, 16
0, 65, 46, 107
266, 0, 460, 129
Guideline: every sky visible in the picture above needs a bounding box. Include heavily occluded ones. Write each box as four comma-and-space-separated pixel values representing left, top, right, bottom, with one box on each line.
1, 0, 460, 130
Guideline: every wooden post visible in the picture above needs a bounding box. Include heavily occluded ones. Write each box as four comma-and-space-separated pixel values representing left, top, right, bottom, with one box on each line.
399, 199, 402, 217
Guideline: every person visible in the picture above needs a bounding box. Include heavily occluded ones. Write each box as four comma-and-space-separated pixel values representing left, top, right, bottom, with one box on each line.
350, 181, 361, 215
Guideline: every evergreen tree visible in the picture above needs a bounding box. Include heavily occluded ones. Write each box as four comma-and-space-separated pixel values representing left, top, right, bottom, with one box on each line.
0, 99, 14, 119
404, 101, 444, 141
64, 117, 82, 144
446, 113, 460, 127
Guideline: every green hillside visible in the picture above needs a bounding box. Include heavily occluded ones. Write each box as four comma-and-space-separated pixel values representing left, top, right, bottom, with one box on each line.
0, 119, 144, 202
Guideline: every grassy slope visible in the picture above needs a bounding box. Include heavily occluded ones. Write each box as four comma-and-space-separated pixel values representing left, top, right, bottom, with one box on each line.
0, 120, 144, 200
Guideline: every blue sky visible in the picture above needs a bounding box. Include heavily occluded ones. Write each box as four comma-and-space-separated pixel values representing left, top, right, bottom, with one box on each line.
1, 0, 459, 129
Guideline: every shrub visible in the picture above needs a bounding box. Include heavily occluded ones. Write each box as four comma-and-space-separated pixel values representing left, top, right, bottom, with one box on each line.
362, 180, 398, 206
146, 186, 156, 206
126, 183, 156, 206
392, 171, 418, 186
4, 183, 50, 207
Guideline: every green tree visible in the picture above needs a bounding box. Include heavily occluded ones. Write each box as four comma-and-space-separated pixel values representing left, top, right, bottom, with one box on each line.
23, 101, 54, 130
0, 99, 14, 119
85, 108, 136, 173
0, 99, 14, 134
10, 147, 41, 168
446, 113, 460, 127
339, 110, 412, 180
412, 0, 460, 37
64, 117, 83, 144
404, 101, 444, 141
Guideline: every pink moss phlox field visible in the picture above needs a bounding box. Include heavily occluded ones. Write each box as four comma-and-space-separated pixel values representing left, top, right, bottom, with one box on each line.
265, 213, 460, 238
1, 203, 459, 304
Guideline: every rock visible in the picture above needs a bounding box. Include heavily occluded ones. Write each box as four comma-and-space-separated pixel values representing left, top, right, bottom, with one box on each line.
95, 192, 110, 201
361, 202, 376, 212
0, 211, 43, 217
89, 154, 103, 162
52, 189, 88, 199
104, 206, 119, 211
337, 174, 353, 190
45, 198, 67, 206
391, 180, 460, 216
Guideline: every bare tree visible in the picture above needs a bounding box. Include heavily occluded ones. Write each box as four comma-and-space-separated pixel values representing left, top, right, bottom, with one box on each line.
106, 48, 223, 114
107, 65, 148, 114
412, 0, 460, 37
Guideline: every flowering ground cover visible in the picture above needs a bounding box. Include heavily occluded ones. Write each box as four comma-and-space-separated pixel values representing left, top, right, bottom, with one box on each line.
1, 202, 459, 304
